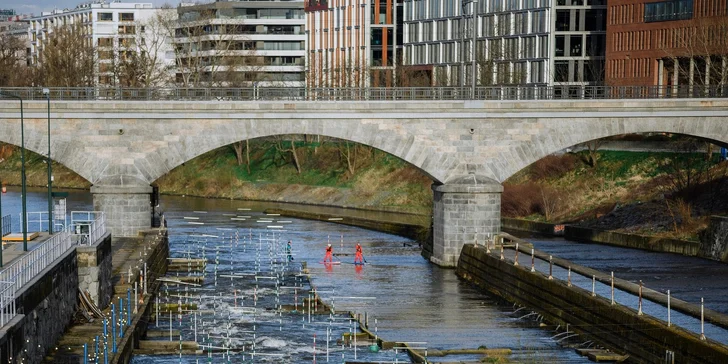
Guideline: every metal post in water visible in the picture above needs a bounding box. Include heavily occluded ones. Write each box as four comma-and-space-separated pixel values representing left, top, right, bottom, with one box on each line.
111, 304, 117, 353
567, 267, 572, 287
95, 335, 99, 362
170, 310, 173, 341
667, 290, 671, 327
548, 255, 553, 280
84, 343, 88, 364
514, 243, 519, 266
530, 249, 535, 272
127, 289, 132, 326
611, 272, 615, 305
156, 295, 159, 326
638, 280, 643, 315
144, 263, 148, 295
194, 311, 198, 343
700, 297, 706, 340
592, 275, 596, 297
313, 333, 316, 363
135, 281, 138, 314
500, 244, 504, 260
118, 297, 124, 337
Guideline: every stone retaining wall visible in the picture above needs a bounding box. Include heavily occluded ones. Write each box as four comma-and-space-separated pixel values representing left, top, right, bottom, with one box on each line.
456, 244, 728, 363
77, 232, 113, 309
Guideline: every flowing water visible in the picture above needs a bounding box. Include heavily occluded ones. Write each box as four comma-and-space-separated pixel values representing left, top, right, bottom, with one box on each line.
10, 188, 727, 362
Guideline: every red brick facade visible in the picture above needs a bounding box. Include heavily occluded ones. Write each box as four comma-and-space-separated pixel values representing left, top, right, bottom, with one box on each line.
606, 0, 728, 87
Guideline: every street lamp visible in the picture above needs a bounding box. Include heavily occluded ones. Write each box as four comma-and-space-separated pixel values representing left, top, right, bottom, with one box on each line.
0, 91, 28, 251
43, 88, 53, 234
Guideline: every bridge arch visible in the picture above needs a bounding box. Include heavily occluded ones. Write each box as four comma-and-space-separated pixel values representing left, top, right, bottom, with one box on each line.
495, 116, 728, 182
143, 120, 450, 185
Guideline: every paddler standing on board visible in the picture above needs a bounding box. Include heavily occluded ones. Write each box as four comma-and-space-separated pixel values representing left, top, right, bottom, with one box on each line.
354, 243, 365, 264
323, 243, 334, 263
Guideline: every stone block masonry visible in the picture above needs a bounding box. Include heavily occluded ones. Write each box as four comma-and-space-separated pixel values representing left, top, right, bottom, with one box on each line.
92, 186, 152, 239
77, 232, 113, 309
456, 244, 728, 363
0, 247, 78, 364
431, 176, 502, 267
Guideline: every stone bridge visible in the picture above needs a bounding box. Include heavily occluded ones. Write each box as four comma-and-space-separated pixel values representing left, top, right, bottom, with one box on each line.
1, 98, 727, 266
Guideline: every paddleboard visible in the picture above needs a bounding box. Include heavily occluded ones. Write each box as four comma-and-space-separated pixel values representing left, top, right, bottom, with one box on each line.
341, 262, 368, 266
319, 261, 341, 265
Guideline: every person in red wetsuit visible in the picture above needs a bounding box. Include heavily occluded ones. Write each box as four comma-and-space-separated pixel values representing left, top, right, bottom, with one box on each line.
323, 243, 333, 263
354, 243, 365, 264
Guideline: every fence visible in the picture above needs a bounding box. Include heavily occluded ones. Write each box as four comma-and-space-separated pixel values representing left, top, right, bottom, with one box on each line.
0, 85, 727, 101
0, 281, 15, 328
70, 211, 106, 246
0, 214, 9, 237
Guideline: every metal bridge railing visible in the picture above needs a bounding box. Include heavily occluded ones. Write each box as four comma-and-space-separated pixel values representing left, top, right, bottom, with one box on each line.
70, 211, 106, 246
0, 281, 15, 328
0, 214, 10, 237
0, 85, 727, 101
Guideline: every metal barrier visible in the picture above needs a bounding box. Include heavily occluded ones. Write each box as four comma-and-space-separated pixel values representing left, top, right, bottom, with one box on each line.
1, 85, 727, 101
0, 232, 74, 328
70, 211, 106, 246
0, 281, 15, 328
0, 214, 10, 237
24, 211, 49, 233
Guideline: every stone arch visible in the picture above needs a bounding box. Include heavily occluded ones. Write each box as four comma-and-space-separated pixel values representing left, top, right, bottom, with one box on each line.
496, 116, 728, 182
0, 132, 93, 184
143, 119, 453, 185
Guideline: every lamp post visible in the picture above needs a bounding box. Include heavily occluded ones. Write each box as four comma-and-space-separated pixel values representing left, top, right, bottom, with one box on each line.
43, 88, 53, 234
0, 91, 27, 251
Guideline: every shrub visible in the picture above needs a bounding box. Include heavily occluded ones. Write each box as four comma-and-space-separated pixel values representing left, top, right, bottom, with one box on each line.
527, 154, 577, 180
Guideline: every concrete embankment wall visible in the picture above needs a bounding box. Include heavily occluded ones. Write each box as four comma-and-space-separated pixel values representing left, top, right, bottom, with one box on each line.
112, 229, 169, 364
0, 247, 79, 364
502, 218, 701, 256
456, 244, 728, 363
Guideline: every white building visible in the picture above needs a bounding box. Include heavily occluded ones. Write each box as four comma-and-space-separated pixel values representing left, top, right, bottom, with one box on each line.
175, 0, 306, 87
27, 1, 174, 86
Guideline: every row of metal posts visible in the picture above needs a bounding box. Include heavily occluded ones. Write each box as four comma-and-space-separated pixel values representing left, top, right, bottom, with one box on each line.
487, 237, 713, 344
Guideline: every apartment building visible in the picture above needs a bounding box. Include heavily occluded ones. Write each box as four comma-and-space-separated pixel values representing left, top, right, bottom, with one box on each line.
26, 1, 170, 86
605, 0, 728, 89
304, 0, 402, 87
175, 0, 306, 87
402, 0, 606, 87
0, 10, 31, 67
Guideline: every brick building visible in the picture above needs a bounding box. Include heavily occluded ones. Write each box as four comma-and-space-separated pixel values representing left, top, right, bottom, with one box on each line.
606, 0, 728, 90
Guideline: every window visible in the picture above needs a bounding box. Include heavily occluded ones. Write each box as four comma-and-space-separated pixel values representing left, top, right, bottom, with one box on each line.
555, 36, 565, 56
98, 12, 113, 21
555, 61, 569, 82
120, 13, 134, 21
556, 10, 570, 31
644, 0, 693, 22
98, 37, 113, 47
118, 25, 136, 34
570, 35, 582, 56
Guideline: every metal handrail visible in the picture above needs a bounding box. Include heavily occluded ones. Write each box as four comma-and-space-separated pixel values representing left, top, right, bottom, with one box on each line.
0, 85, 726, 101
0, 281, 15, 328
70, 211, 106, 246
0, 215, 10, 237
0, 231, 73, 328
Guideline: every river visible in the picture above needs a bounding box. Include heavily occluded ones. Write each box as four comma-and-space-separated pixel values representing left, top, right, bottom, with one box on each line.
6, 188, 727, 362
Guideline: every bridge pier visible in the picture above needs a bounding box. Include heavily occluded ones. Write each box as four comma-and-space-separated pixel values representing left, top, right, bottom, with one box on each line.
431, 176, 503, 267
91, 185, 152, 237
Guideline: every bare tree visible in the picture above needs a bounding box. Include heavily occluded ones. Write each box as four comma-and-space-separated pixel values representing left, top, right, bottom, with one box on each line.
272, 135, 302, 174
0, 33, 29, 86
663, 15, 728, 94
35, 23, 96, 87
231, 140, 251, 174
583, 139, 603, 168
